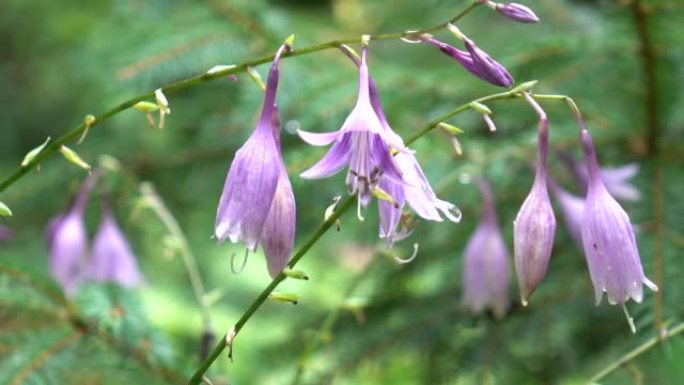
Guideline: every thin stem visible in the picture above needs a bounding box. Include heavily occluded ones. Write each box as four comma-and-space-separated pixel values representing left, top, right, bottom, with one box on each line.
0, 1, 483, 195
587, 322, 684, 384
187, 87, 524, 384
139, 183, 213, 329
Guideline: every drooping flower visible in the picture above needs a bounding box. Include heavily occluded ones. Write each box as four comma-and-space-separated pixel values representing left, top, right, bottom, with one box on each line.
335, 45, 460, 246
86, 198, 143, 288
214, 42, 295, 277
299, 46, 407, 213
420, 27, 513, 87
513, 95, 556, 305
462, 179, 509, 318
548, 179, 584, 249
47, 174, 97, 294
0, 225, 12, 243
579, 129, 657, 306
490, 2, 540, 23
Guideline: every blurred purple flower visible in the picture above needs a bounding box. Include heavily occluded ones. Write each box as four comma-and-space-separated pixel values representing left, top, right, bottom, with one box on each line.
214, 42, 295, 277
420, 31, 513, 87
47, 174, 97, 294
86, 201, 143, 288
299, 47, 407, 212
579, 129, 657, 306
548, 180, 584, 249
560, 151, 641, 202
462, 180, 510, 318
493, 2, 540, 23
513, 96, 556, 306
0, 225, 12, 243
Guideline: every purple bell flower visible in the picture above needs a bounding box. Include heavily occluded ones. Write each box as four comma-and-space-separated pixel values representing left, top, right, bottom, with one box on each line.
513, 95, 556, 305
47, 174, 97, 294
214, 42, 296, 277
579, 129, 657, 306
0, 225, 12, 243
420, 30, 513, 88
86, 200, 143, 288
299, 47, 407, 212
492, 2, 540, 23
548, 180, 584, 249
560, 151, 641, 202
462, 180, 510, 318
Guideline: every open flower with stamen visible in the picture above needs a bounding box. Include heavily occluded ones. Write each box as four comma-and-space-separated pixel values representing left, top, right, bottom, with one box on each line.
47, 174, 97, 294
462, 179, 509, 318
299, 46, 407, 216
579, 129, 657, 308
513, 94, 556, 306
86, 198, 144, 288
420, 28, 513, 87
215, 42, 296, 277
335, 44, 460, 246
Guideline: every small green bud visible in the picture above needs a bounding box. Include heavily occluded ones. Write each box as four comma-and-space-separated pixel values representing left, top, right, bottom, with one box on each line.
0, 201, 12, 217
269, 292, 300, 305
469, 102, 492, 115
512, 80, 538, 94
78, 114, 97, 144
133, 101, 159, 113
246, 67, 266, 91
361, 34, 371, 46
283, 268, 309, 280
21, 137, 51, 167
283, 34, 295, 49
206, 64, 236, 75
437, 122, 464, 135
446, 23, 465, 41
59, 145, 91, 172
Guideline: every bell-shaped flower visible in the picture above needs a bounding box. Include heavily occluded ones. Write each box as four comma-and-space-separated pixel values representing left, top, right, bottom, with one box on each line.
513, 97, 556, 305
493, 2, 540, 23
462, 180, 510, 318
47, 174, 97, 294
86, 200, 143, 288
299, 47, 407, 211
548, 179, 584, 249
0, 225, 11, 243
214, 42, 296, 277
420, 29, 513, 88
579, 129, 657, 306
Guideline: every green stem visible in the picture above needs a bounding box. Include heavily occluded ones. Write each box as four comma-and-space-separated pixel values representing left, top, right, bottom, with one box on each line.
187, 87, 524, 384
0, 1, 482, 195
587, 322, 684, 384
139, 182, 213, 329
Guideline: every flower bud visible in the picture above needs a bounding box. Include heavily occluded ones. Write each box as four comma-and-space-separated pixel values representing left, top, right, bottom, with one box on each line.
59, 145, 92, 173
0, 201, 12, 217
21, 137, 51, 167
495, 3, 540, 23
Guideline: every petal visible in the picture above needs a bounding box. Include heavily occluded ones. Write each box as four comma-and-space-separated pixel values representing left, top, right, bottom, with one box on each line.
215, 129, 281, 250
371, 133, 403, 184
300, 132, 352, 179
297, 129, 340, 146
378, 178, 405, 247
261, 168, 296, 278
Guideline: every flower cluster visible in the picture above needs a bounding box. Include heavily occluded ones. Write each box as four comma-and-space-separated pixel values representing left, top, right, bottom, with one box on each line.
47, 173, 143, 294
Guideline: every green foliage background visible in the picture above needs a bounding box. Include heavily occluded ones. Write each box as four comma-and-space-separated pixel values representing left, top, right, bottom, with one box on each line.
1, 0, 683, 384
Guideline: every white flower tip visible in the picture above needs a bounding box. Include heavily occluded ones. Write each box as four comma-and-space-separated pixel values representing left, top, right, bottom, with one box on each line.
644, 277, 658, 292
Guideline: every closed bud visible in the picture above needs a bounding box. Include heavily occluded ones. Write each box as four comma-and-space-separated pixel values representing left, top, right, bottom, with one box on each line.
495, 3, 540, 23
21, 137, 51, 167
59, 145, 92, 173
0, 201, 12, 217
133, 101, 160, 113
283, 268, 309, 280
469, 101, 492, 115
246, 66, 266, 91
437, 122, 464, 135
268, 291, 300, 305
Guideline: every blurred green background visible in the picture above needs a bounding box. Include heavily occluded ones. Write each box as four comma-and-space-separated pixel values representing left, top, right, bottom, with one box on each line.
1, 0, 683, 384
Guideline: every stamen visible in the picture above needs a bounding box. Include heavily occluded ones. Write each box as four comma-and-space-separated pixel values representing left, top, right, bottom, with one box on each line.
622, 304, 637, 334
394, 243, 419, 264
230, 248, 249, 274
357, 196, 365, 222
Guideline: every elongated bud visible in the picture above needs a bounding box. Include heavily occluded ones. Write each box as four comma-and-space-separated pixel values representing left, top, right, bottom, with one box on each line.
469, 102, 492, 115
0, 201, 12, 217
21, 137, 51, 167
133, 101, 160, 112
512, 80, 539, 94
206, 64, 236, 75
59, 145, 92, 173
437, 122, 464, 135
283, 268, 309, 280
268, 291, 300, 305
247, 66, 266, 91
494, 3, 540, 23
514, 94, 555, 306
